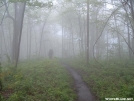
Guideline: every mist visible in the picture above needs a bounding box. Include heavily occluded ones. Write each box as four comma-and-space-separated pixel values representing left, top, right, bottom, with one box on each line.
0, 0, 134, 101
0, 0, 134, 62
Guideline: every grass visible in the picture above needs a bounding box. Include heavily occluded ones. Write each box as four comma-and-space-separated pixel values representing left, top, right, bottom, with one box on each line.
0, 59, 76, 101
64, 58, 134, 101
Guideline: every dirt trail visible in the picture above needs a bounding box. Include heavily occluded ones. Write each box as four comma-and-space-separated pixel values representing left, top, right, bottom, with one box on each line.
63, 64, 94, 101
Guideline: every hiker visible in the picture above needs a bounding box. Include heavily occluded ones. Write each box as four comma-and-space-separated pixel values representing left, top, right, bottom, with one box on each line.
48, 49, 54, 59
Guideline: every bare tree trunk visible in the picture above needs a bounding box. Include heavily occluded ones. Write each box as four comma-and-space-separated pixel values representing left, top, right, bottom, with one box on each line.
1, 25, 9, 55
71, 28, 75, 57
3, 0, 15, 62
0, 27, 3, 60
130, 1, 134, 56
29, 24, 32, 59
8, 20, 12, 58
34, 31, 38, 57
117, 32, 121, 59
27, 19, 29, 59
122, 0, 134, 57
96, 27, 99, 58
77, 13, 82, 55
107, 31, 109, 60
81, 18, 86, 56
87, 0, 89, 64
15, 2, 26, 68
12, 3, 18, 63
114, 14, 121, 59
127, 21, 131, 59
69, 23, 75, 57
62, 18, 64, 58
84, 18, 87, 56
67, 16, 75, 57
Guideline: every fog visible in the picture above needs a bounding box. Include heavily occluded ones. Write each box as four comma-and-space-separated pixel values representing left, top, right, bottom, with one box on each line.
0, 0, 134, 101
0, 0, 134, 63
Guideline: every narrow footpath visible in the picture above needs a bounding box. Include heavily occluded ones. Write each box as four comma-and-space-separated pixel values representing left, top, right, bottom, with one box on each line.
63, 64, 94, 101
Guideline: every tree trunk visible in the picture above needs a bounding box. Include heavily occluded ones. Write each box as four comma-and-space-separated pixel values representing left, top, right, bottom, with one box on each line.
1, 25, 9, 55
27, 18, 29, 59
29, 24, 32, 59
127, 21, 131, 59
87, 0, 89, 64
129, 0, 134, 57
14, 2, 26, 68
0, 27, 3, 61
107, 31, 109, 60
70, 24, 75, 57
62, 18, 64, 58
114, 15, 121, 59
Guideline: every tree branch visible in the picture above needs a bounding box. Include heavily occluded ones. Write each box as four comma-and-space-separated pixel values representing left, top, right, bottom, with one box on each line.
3, 0, 14, 21
0, 1, 9, 8
0, 4, 8, 25
93, 0, 128, 66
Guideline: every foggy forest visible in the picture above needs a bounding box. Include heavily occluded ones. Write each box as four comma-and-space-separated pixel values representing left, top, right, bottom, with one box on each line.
0, 0, 134, 101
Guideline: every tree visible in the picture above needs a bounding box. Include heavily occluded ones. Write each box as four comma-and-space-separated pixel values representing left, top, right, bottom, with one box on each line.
86, 0, 89, 64
3, 0, 26, 68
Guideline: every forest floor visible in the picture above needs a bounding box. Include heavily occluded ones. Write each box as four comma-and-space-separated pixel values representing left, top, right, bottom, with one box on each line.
1, 58, 134, 101
0, 59, 77, 101
63, 64, 95, 101
64, 58, 134, 101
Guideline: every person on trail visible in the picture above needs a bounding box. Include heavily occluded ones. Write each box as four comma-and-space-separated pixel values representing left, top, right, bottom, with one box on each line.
48, 49, 54, 59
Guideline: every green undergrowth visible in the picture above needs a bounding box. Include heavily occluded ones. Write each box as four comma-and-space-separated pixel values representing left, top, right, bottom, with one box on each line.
64, 58, 134, 101
0, 59, 76, 101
